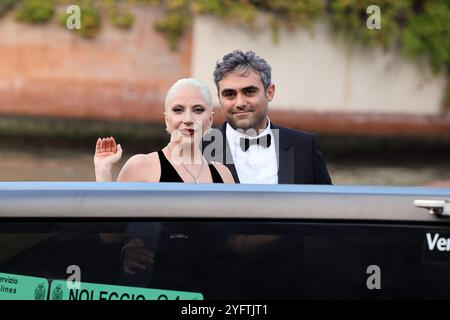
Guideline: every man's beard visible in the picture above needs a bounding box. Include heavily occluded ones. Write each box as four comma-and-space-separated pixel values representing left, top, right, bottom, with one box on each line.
227, 111, 267, 132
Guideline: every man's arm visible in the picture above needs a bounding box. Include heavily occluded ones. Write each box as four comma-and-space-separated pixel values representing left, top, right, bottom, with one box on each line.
312, 134, 332, 185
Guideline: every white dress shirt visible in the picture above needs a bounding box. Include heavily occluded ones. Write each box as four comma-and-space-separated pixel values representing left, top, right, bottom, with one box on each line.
226, 120, 278, 184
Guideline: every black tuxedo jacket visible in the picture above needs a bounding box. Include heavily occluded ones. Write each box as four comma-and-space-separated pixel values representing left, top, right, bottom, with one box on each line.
202, 122, 332, 184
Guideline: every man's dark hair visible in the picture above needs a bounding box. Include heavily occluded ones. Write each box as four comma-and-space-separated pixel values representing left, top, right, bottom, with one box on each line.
214, 50, 272, 91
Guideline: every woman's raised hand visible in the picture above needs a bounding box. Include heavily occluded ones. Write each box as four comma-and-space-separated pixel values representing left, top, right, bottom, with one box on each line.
94, 137, 123, 181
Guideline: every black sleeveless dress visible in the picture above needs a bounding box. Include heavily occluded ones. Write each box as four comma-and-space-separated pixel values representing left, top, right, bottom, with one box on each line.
157, 150, 223, 183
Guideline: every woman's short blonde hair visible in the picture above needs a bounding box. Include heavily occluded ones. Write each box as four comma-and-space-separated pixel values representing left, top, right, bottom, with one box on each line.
165, 78, 213, 109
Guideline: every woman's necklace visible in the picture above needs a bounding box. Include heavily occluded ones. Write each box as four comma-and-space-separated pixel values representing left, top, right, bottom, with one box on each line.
177, 156, 205, 183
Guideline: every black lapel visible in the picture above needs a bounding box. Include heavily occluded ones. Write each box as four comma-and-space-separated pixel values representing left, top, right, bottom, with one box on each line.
220, 123, 240, 183
202, 123, 240, 183
271, 123, 294, 184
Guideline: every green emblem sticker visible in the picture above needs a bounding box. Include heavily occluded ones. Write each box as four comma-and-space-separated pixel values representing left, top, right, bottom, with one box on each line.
0, 272, 49, 300
0, 272, 203, 300
49, 280, 203, 300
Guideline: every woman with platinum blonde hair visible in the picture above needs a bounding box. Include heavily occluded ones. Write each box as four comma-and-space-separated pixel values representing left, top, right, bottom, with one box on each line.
94, 78, 234, 183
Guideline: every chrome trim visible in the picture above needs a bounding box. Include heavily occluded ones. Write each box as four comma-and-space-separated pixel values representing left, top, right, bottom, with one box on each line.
0, 182, 449, 221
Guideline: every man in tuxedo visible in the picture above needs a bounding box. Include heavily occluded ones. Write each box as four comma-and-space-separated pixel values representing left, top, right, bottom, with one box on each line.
203, 50, 332, 184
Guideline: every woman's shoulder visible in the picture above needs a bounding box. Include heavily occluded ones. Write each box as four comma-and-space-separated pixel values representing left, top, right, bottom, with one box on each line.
210, 161, 235, 184
118, 152, 161, 182
127, 152, 160, 165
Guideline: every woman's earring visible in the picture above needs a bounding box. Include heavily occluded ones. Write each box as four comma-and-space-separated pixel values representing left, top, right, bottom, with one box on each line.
165, 128, 170, 135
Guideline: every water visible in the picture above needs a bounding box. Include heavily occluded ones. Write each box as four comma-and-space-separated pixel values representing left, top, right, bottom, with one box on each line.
0, 148, 449, 186
327, 163, 450, 187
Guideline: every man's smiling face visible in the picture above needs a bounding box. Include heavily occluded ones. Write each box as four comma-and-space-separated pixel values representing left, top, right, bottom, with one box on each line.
218, 69, 275, 134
